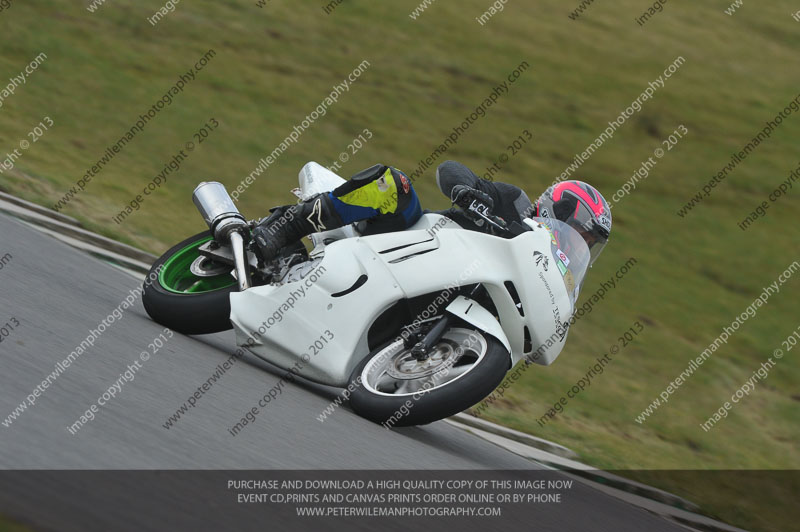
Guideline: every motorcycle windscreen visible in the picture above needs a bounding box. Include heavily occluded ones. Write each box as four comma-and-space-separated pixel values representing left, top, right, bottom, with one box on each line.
529, 217, 591, 309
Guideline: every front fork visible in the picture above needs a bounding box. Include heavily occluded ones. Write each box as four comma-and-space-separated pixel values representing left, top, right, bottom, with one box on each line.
408, 314, 454, 360
407, 285, 486, 361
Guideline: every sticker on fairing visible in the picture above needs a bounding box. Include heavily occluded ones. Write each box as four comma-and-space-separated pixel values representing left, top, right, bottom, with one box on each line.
534, 251, 550, 271
556, 248, 570, 267
537, 222, 558, 245
563, 269, 575, 292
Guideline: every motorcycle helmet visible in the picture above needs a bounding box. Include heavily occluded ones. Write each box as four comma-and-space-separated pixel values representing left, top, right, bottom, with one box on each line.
535, 180, 612, 266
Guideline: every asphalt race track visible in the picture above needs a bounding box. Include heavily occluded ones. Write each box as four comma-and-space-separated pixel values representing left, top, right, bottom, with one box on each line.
0, 213, 685, 531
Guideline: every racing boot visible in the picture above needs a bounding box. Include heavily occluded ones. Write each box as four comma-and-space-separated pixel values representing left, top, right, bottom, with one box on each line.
250, 193, 343, 263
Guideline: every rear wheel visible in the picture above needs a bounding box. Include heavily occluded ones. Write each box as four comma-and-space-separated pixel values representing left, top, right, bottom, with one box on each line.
349, 327, 510, 426
142, 231, 238, 335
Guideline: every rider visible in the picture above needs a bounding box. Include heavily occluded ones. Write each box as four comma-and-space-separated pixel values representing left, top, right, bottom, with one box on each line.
250, 164, 422, 262
251, 160, 611, 265
435, 160, 611, 266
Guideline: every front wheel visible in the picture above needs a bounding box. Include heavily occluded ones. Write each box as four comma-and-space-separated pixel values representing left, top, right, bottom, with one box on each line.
142, 231, 238, 335
349, 327, 510, 427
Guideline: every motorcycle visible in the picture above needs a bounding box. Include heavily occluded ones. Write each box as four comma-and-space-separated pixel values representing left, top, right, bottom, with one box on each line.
142, 162, 591, 426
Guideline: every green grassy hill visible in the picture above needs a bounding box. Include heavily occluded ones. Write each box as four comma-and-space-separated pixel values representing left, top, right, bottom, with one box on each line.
1, 1, 798, 530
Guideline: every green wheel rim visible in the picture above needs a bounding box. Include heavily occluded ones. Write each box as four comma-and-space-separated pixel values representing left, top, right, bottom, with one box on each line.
158, 236, 237, 294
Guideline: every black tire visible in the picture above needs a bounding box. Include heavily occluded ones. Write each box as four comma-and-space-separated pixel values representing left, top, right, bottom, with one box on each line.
348, 328, 510, 427
142, 231, 237, 335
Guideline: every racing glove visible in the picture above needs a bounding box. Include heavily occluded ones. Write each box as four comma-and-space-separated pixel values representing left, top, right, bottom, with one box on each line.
450, 185, 494, 212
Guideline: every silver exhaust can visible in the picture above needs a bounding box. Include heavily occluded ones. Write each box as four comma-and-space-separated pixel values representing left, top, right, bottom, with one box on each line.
192, 181, 246, 241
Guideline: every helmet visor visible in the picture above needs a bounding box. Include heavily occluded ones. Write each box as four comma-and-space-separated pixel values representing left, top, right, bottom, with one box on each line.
568, 219, 608, 266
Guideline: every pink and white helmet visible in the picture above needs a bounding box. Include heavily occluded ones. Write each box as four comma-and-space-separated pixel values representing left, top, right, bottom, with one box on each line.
535, 180, 612, 266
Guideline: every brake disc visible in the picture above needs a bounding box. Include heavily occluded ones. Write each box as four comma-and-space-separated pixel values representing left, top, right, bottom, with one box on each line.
190, 256, 232, 277
385, 342, 460, 380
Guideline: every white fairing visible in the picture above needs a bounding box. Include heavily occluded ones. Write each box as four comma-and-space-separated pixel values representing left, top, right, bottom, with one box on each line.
297, 161, 346, 200
444, 295, 511, 354
229, 167, 579, 387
